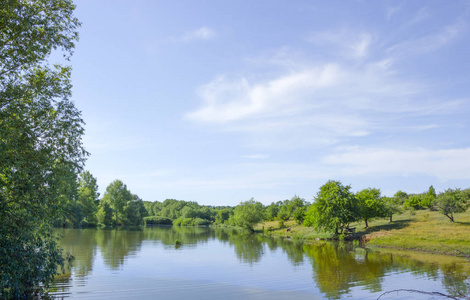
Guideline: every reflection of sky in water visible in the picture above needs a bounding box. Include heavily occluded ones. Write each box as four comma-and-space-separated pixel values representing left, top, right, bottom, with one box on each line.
51, 228, 468, 299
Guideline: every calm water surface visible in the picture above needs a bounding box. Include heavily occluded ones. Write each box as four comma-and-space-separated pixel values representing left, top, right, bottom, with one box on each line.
50, 227, 470, 299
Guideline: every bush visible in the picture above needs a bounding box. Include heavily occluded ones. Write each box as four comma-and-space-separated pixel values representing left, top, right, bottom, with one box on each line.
144, 216, 172, 226
193, 218, 211, 226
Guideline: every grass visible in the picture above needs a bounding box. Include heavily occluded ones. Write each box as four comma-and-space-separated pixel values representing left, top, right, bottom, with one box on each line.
256, 209, 470, 256
361, 209, 470, 256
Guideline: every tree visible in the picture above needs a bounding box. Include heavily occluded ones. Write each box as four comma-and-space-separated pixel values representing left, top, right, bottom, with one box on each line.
304, 180, 359, 235
356, 188, 384, 228
230, 198, 264, 232
435, 188, 469, 222
405, 194, 425, 210
78, 171, 100, 225
421, 185, 437, 208
0, 0, 83, 297
97, 202, 114, 226
124, 194, 148, 225
382, 196, 402, 222
393, 190, 409, 205
101, 180, 133, 225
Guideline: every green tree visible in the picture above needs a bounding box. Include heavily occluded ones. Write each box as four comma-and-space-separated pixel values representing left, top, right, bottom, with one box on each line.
435, 188, 469, 222
124, 194, 148, 225
356, 188, 384, 228
382, 196, 402, 222
230, 198, 264, 232
304, 180, 359, 235
97, 202, 114, 226
101, 180, 133, 225
264, 201, 281, 221
405, 194, 425, 210
78, 171, 100, 225
421, 185, 437, 208
393, 190, 409, 205
0, 0, 83, 297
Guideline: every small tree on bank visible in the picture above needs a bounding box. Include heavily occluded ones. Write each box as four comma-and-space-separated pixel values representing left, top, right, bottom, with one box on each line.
304, 180, 359, 235
435, 188, 469, 222
230, 198, 264, 232
356, 188, 384, 228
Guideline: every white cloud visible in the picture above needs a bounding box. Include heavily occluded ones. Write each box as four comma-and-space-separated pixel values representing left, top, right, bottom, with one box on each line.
185, 55, 463, 150
180, 27, 216, 42
323, 147, 470, 180
386, 20, 465, 59
186, 64, 341, 123
307, 29, 374, 59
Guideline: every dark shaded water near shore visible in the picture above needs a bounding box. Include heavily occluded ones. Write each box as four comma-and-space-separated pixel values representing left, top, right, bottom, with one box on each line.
50, 227, 470, 299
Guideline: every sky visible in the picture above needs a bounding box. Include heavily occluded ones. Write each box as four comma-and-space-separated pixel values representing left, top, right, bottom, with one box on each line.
62, 0, 470, 206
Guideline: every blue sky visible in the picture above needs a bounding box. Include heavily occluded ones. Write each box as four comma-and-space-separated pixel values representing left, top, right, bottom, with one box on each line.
65, 0, 470, 206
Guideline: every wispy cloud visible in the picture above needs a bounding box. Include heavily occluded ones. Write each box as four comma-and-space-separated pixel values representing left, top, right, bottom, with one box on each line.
175, 26, 216, 43
307, 29, 374, 59
386, 19, 466, 59
323, 147, 470, 180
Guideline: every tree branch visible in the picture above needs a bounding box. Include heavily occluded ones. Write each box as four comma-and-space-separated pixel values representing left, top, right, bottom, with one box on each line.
377, 289, 461, 300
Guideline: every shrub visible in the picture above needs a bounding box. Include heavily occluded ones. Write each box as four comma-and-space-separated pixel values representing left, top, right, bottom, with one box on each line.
193, 218, 211, 226
144, 216, 172, 226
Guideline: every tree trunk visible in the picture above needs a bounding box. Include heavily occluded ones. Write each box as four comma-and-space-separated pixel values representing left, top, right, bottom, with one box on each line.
389, 215, 393, 223
445, 213, 454, 222
364, 218, 368, 228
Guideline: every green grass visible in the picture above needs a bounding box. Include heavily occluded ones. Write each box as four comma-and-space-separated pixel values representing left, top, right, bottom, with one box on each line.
256, 209, 470, 256
360, 209, 470, 255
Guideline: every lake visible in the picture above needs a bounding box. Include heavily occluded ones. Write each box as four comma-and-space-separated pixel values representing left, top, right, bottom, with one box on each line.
50, 227, 470, 299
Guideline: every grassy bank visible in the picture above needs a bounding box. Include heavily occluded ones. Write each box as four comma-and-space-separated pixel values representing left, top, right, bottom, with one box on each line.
256, 209, 470, 256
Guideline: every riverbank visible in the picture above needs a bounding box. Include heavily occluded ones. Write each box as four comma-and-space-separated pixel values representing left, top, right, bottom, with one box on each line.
255, 209, 470, 257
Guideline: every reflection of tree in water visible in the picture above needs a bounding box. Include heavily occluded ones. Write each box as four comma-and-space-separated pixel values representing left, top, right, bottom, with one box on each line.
230, 232, 264, 265
96, 229, 145, 270
304, 242, 470, 300
56, 227, 470, 299
143, 226, 214, 246
57, 229, 98, 279
304, 242, 395, 299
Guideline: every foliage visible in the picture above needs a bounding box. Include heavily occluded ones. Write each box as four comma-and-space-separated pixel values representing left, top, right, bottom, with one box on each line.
421, 185, 437, 209
276, 196, 308, 224
382, 196, 402, 222
101, 180, 133, 225
304, 180, 359, 235
97, 201, 113, 226
435, 188, 469, 222
229, 198, 264, 232
393, 190, 409, 205
405, 194, 425, 210
144, 216, 173, 226
0, 0, 83, 297
356, 187, 385, 228
264, 201, 281, 221
78, 171, 100, 225
214, 208, 233, 225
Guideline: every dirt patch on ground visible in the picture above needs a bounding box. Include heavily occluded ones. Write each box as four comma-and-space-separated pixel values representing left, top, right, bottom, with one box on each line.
361, 231, 392, 243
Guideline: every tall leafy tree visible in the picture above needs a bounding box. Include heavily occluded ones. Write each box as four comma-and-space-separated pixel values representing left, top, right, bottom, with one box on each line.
0, 0, 83, 297
304, 180, 359, 235
78, 171, 100, 225
101, 180, 133, 225
356, 188, 384, 228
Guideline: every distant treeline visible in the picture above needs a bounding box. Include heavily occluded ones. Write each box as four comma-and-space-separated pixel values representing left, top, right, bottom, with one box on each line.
60, 171, 470, 233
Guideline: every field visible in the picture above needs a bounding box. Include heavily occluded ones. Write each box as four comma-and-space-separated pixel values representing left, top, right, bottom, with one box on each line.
255, 209, 470, 256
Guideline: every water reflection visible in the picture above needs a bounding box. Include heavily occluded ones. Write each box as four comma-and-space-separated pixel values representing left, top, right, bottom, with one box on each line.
53, 227, 470, 299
